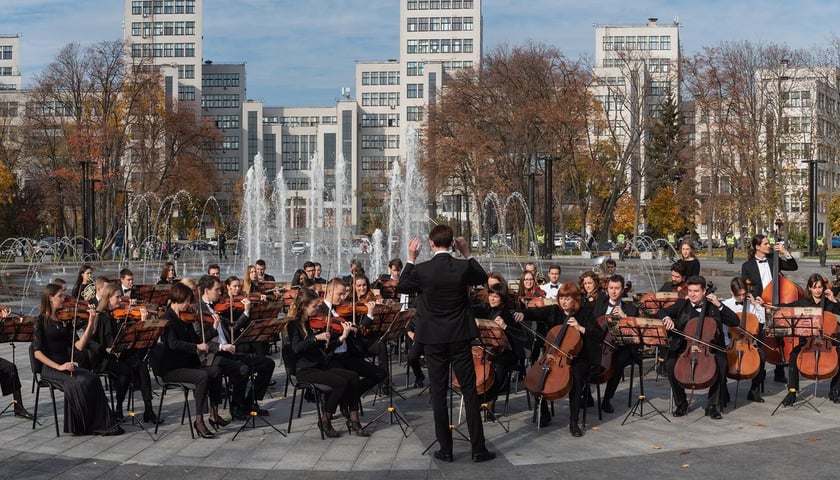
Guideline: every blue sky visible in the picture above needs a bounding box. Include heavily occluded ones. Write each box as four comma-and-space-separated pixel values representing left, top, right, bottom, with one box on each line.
3, 0, 840, 106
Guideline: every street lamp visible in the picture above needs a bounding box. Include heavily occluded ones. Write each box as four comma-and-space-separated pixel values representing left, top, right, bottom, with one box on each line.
802, 157, 827, 256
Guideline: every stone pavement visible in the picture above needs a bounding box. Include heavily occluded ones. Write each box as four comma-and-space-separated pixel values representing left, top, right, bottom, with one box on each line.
1, 256, 839, 479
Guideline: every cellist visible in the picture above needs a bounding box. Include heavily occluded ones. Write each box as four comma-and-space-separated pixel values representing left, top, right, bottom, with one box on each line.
741, 234, 798, 383
720, 277, 767, 403
659, 275, 739, 419
659, 261, 688, 293
779, 274, 840, 406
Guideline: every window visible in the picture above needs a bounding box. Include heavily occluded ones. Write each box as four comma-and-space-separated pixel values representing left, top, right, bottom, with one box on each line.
783, 91, 811, 108
214, 157, 240, 172
463, 16, 473, 30
406, 61, 424, 76
178, 85, 196, 101
407, 106, 424, 121
463, 39, 473, 53
214, 115, 240, 129
0, 67, 12, 76
361, 156, 397, 170
202, 72, 240, 87
185, 43, 195, 57
202, 94, 240, 108
222, 135, 240, 151
660, 35, 671, 50
185, 0, 195, 13
407, 83, 424, 98
407, 17, 417, 31
281, 134, 316, 170
1, 46, 12, 60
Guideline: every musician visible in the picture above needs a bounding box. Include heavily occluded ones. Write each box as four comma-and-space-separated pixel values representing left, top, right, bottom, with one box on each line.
720, 277, 766, 403
243, 264, 259, 294
779, 273, 840, 406
88, 276, 111, 309
71, 264, 95, 301
290, 269, 308, 287
345, 274, 391, 393
397, 225, 496, 462
343, 259, 365, 286
517, 270, 545, 305
118, 268, 138, 301
158, 282, 227, 438
303, 261, 316, 281
372, 258, 403, 300
286, 288, 369, 437
313, 262, 328, 285
540, 265, 563, 299
741, 234, 798, 383
604, 258, 617, 276
591, 274, 639, 413
524, 262, 544, 285
88, 284, 162, 424
678, 239, 701, 277
579, 271, 605, 307
33, 284, 123, 435
471, 283, 529, 419
320, 278, 388, 397
255, 259, 275, 282
0, 306, 32, 419
207, 264, 221, 278
659, 261, 687, 293
157, 262, 178, 285
659, 275, 739, 419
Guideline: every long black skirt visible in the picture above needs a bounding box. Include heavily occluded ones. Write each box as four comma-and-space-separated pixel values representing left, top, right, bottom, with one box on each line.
41, 365, 118, 435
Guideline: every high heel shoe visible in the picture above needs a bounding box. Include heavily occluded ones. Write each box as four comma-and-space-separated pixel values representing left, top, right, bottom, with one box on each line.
208, 415, 230, 430
319, 414, 340, 438
346, 419, 370, 437
194, 421, 215, 439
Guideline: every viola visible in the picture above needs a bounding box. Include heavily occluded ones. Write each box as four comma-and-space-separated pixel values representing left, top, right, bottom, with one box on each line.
56, 308, 90, 322
308, 315, 345, 335
112, 305, 148, 321
451, 345, 495, 395
726, 279, 761, 381
524, 316, 583, 401
673, 304, 718, 390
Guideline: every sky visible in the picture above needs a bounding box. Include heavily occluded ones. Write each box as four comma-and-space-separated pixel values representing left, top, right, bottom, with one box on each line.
3, 0, 840, 107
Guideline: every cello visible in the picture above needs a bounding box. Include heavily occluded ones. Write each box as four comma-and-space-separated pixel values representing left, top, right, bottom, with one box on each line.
672, 304, 719, 390
795, 297, 840, 381
725, 279, 761, 381
760, 242, 805, 365
524, 320, 582, 401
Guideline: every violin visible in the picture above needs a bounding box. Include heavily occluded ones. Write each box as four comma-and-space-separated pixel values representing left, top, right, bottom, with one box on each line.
725, 279, 762, 381
112, 305, 148, 321
214, 293, 262, 313
178, 309, 214, 324
56, 297, 91, 321
335, 302, 370, 317
308, 315, 345, 335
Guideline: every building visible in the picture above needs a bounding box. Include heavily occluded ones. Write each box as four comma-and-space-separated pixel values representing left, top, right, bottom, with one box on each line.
0, 34, 21, 91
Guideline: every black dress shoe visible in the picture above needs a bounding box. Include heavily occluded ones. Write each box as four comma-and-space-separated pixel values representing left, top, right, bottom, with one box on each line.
413, 378, 425, 388
433, 450, 453, 462
782, 391, 797, 406
471, 450, 496, 462
601, 400, 614, 413
13, 407, 33, 420
747, 390, 765, 403
143, 411, 164, 424
569, 422, 583, 437
673, 403, 688, 417
705, 406, 722, 420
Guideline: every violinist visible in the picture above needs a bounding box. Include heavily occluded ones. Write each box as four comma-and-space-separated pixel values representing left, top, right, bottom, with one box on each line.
579, 271, 605, 308
540, 265, 562, 299
471, 283, 529, 419
659, 261, 687, 293
255, 259, 276, 282
535, 283, 603, 437
157, 262, 178, 285
779, 274, 840, 406
372, 258, 403, 301
741, 234, 798, 383
517, 270, 545, 305
71, 264, 95, 302
88, 284, 162, 424
591, 274, 639, 414
320, 278, 388, 397
243, 264, 259, 294
720, 277, 766, 403
118, 268, 138, 301
207, 264, 221, 278
33, 283, 123, 435
290, 269, 308, 287
157, 282, 227, 438
658, 275, 739, 419
286, 288, 369, 437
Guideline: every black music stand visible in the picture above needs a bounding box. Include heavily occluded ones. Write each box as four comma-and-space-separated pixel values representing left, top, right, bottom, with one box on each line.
637, 295, 679, 379
110, 318, 168, 439
474, 319, 511, 432
231, 315, 290, 440
363, 305, 412, 436
608, 316, 671, 425
769, 308, 822, 415
0, 315, 34, 419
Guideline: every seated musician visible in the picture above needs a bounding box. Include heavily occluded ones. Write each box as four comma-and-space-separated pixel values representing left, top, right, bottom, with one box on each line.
290, 269, 308, 287
524, 262, 545, 285
157, 262, 178, 285
372, 258, 404, 301
321, 278, 388, 398
349, 275, 390, 393
536, 283, 602, 436
255, 259, 275, 282
591, 274, 639, 414
720, 277, 766, 403
313, 262, 328, 285
118, 268, 138, 301
659, 261, 687, 293
658, 275, 739, 419
286, 288, 369, 437
471, 283, 529, 419
89, 284, 161, 424
780, 273, 840, 406
0, 306, 32, 419
579, 271, 605, 308
517, 270, 545, 305
243, 264, 260, 294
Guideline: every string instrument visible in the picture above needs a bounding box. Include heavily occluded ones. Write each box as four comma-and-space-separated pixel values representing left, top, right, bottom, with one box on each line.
725, 279, 762, 380
634, 290, 684, 316
523, 297, 557, 308
796, 302, 839, 380
760, 249, 805, 365
451, 345, 495, 395
524, 314, 583, 401
597, 314, 616, 384
213, 293, 263, 313
672, 303, 719, 390
282, 287, 299, 310
112, 305, 148, 322
378, 277, 399, 300
56, 297, 91, 322
178, 308, 215, 325
308, 315, 345, 335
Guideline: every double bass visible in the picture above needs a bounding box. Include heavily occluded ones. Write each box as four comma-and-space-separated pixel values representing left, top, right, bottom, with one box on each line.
760, 246, 805, 365
725, 279, 761, 380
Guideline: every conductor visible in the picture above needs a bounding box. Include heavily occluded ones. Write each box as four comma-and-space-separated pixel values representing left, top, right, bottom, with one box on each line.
397, 225, 496, 463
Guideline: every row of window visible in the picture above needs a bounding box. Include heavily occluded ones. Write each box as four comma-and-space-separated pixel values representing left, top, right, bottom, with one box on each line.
206, 114, 239, 129
0, 46, 11, 60
601, 57, 672, 74
130, 21, 195, 37
178, 85, 196, 101
595, 94, 625, 112
782, 91, 811, 108
177, 64, 195, 79
130, 43, 196, 58
406, 38, 474, 54
131, 0, 196, 15
221, 135, 239, 151
361, 71, 399, 86
406, 16, 474, 32
202, 72, 240, 88
442, 60, 473, 71
281, 135, 317, 170
602, 35, 673, 51
0, 102, 18, 117
26, 101, 75, 116
361, 113, 399, 128
361, 92, 400, 107
407, 0, 474, 10
782, 116, 811, 134
361, 135, 400, 150
202, 94, 240, 109
262, 116, 337, 126
361, 156, 398, 170
214, 156, 240, 172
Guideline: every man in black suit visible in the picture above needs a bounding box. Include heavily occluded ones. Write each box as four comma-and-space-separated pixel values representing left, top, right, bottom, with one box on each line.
659, 275, 739, 419
254, 259, 275, 282
397, 225, 496, 463
741, 234, 797, 383
591, 274, 640, 413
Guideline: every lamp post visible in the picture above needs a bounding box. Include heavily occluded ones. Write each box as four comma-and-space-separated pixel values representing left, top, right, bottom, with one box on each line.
803, 157, 827, 256
543, 155, 554, 259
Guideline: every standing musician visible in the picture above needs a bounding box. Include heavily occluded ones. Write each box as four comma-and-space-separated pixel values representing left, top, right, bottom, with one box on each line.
71, 264, 96, 301
779, 273, 840, 406
591, 274, 639, 413
320, 278, 388, 398
720, 277, 766, 403
741, 234, 798, 383
540, 265, 563, 299
579, 271, 605, 307
89, 284, 162, 424
286, 288, 369, 437
471, 283, 529, 419
678, 239, 701, 278
157, 262, 178, 285
659, 275, 739, 419
397, 225, 496, 462
659, 261, 688, 293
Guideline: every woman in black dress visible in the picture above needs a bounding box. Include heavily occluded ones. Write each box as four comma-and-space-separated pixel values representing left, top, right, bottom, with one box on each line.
679, 239, 701, 277
157, 262, 178, 285
70, 264, 95, 301
33, 283, 123, 435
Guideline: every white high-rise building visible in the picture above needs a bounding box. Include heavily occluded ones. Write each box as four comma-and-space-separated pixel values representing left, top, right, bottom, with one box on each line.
0, 34, 21, 91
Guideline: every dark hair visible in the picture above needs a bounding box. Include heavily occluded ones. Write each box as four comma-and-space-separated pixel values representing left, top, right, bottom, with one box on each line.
547, 264, 561, 274
39, 283, 64, 321
579, 271, 601, 293
685, 275, 707, 289
670, 261, 687, 277
207, 264, 220, 273
730, 277, 745, 294
807, 273, 828, 290
303, 261, 315, 270
160, 261, 176, 281
119, 268, 133, 279
748, 234, 767, 260
255, 259, 267, 268
608, 274, 625, 288
487, 283, 509, 307
198, 274, 220, 294
291, 268, 306, 285
429, 224, 454, 248
289, 287, 320, 321
313, 262, 321, 268
72, 264, 93, 297
169, 282, 194, 304
388, 258, 403, 270
605, 258, 617, 267
224, 276, 240, 288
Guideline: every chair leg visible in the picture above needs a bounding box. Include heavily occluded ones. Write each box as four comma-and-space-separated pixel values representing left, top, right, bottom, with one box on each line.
287, 388, 297, 434
315, 392, 325, 440
32, 383, 40, 430
49, 386, 60, 437
155, 387, 167, 435
184, 388, 194, 439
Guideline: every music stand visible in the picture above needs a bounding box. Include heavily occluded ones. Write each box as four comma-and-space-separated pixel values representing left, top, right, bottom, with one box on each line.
607, 316, 671, 425
636, 293, 680, 378
769, 308, 822, 415
0, 315, 34, 419
110, 318, 168, 439
363, 305, 413, 436
231, 315, 291, 440
469, 319, 511, 432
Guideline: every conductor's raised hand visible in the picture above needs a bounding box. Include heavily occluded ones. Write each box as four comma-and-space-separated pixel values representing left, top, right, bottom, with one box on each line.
407, 237, 422, 262
453, 237, 470, 257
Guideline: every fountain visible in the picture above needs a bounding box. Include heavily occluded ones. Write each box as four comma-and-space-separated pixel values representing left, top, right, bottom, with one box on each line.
241, 153, 268, 263
272, 166, 288, 276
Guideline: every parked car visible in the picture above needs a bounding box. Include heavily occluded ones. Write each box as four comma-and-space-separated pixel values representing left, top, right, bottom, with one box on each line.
832, 236, 840, 248
190, 240, 210, 251
291, 241, 306, 255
